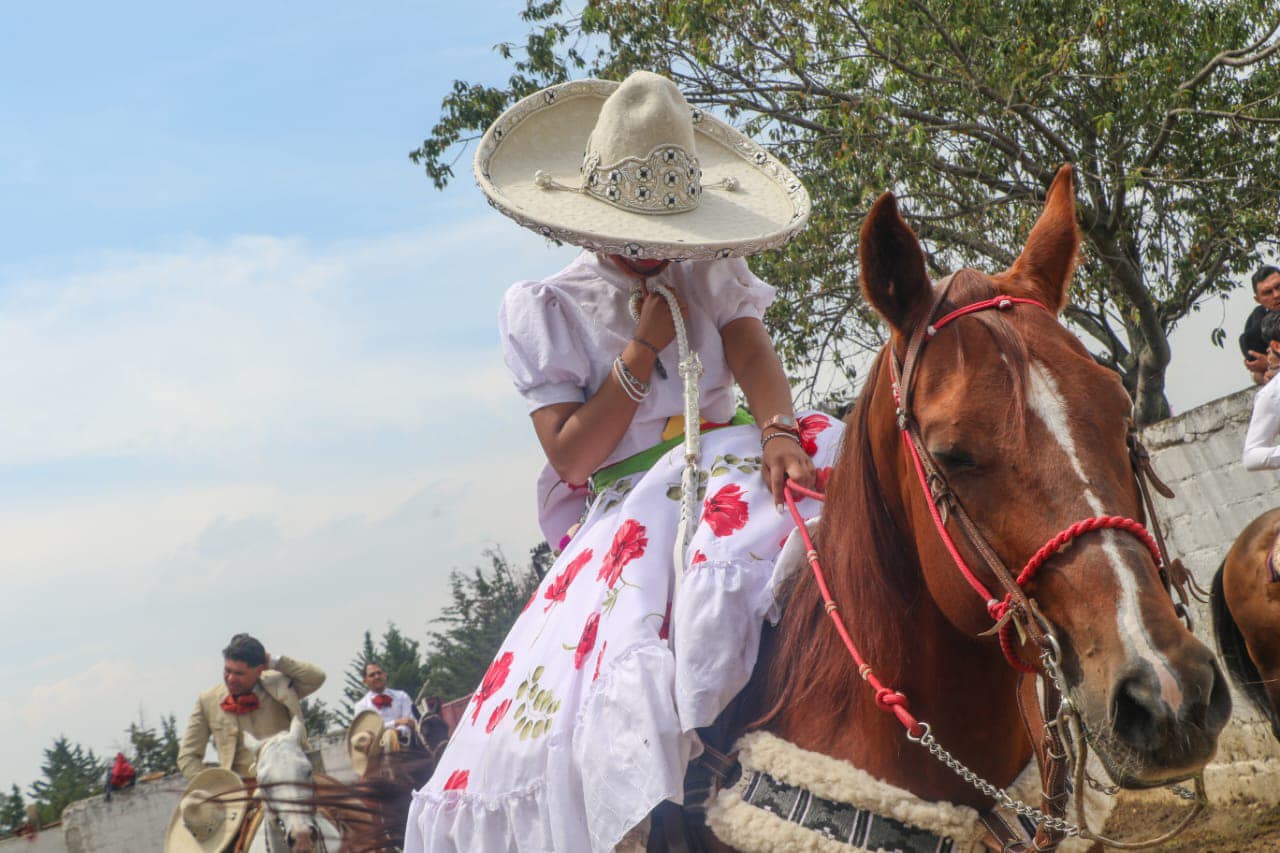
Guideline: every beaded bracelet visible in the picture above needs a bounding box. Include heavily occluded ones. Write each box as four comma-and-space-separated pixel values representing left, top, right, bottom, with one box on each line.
631, 336, 668, 380
613, 355, 650, 402
761, 431, 802, 451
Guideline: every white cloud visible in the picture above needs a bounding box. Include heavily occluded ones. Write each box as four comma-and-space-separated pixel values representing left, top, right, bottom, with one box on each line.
0, 221, 572, 786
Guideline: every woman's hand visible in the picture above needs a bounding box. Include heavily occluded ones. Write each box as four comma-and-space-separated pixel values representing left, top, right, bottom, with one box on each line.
761, 433, 815, 510
634, 286, 687, 351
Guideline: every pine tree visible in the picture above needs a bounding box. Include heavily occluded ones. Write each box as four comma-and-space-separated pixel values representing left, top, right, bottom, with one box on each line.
300, 698, 336, 736
340, 630, 378, 721
0, 785, 26, 837
419, 546, 543, 702
27, 736, 107, 822
158, 714, 180, 772
125, 712, 180, 774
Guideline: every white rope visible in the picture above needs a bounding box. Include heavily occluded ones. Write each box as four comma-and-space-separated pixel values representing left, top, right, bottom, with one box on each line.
629, 279, 702, 644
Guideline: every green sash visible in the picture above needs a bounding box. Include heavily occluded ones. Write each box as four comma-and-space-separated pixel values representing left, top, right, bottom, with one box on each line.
589, 409, 755, 494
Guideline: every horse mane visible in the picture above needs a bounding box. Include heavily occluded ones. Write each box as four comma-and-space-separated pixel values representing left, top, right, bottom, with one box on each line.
753, 270, 1031, 730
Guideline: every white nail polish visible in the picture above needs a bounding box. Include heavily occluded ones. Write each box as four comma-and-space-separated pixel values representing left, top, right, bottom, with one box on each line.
775, 503, 784, 515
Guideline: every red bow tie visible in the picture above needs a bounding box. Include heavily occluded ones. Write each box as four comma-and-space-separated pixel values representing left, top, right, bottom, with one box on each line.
371, 693, 392, 709
221, 692, 260, 715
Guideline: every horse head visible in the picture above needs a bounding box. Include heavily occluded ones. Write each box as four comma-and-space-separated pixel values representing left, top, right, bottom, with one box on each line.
250, 716, 323, 851
855, 165, 1230, 788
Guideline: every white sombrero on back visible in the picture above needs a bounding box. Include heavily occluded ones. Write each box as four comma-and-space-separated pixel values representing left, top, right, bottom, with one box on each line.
474, 70, 810, 261
163, 768, 246, 853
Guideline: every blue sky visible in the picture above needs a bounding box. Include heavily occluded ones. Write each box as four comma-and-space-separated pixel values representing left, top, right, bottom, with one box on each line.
0, 2, 1262, 789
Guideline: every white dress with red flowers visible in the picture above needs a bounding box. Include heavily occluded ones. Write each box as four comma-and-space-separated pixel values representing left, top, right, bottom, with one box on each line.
405, 253, 844, 852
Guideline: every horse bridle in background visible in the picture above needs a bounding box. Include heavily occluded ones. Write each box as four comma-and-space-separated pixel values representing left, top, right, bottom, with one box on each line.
783, 276, 1206, 851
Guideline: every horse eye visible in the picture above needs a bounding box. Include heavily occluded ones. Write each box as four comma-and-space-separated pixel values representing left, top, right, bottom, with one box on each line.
932, 448, 977, 471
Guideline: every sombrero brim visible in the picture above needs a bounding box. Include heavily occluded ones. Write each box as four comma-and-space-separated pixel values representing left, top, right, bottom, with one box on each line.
474, 79, 810, 261
163, 768, 245, 853
346, 710, 386, 777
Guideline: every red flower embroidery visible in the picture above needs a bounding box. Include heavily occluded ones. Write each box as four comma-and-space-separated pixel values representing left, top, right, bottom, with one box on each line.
598, 519, 647, 587
470, 651, 514, 724
815, 466, 833, 491
544, 548, 594, 611
485, 699, 511, 734
443, 769, 469, 791
658, 600, 672, 640
798, 414, 832, 456
703, 483, 750, 538
592, 641, 608, 682
690, 550, 707, 564
574, 612, 601, 670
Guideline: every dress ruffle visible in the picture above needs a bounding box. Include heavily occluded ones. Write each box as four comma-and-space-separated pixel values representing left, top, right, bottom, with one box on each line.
407, 415, 843, 852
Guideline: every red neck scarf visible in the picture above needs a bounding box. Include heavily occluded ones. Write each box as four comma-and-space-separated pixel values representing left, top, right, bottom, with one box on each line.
371, 692, 392, 709
221, 692, 260, 715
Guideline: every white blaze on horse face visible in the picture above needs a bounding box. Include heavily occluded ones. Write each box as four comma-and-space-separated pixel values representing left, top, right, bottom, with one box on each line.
1026, 362, 1185, 712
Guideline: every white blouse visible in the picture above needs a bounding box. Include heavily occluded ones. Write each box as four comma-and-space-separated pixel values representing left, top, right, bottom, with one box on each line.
1243, 377, 1280, 471
499, 251, 776, 544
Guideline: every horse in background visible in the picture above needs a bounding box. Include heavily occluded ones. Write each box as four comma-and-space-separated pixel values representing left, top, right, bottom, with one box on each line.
242, 717, 343, 852
1212, 507, 1280, 742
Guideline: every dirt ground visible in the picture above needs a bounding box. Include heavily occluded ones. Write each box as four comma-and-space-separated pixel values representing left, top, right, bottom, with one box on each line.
1101, 790, 1280, 852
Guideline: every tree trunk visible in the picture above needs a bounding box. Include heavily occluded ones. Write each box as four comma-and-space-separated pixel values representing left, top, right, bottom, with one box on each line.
1133, 343, 1172, 425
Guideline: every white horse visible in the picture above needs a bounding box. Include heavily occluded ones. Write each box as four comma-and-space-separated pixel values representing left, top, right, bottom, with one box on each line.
242, 717, 342, 852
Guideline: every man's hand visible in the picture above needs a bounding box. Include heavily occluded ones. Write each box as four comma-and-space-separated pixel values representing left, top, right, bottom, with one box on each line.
1246, 351, 1268, 374
394, 717, 415, 728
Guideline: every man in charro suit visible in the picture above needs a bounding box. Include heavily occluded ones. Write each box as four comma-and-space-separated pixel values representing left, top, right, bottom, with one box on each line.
177, 633, 326, 780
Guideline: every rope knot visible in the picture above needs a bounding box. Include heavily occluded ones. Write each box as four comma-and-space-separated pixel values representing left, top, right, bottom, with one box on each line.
997, 297, 1013, 310
875, 688, 909, 711
987, 596, 1010, 621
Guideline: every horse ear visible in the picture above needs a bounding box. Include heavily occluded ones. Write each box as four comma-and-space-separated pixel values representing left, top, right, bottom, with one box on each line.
1004, 165, 1079, 314
859, 192, 933, 333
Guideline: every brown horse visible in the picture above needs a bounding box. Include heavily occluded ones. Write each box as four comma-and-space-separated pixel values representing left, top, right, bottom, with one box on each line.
322, 168, 1233, 851
1211, 507, 1280, 742
724, 166, 1230, 843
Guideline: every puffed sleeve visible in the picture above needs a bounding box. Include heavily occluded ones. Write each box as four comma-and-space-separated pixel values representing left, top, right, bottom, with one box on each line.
697, 256, 778, 329
499, 281, 591, 412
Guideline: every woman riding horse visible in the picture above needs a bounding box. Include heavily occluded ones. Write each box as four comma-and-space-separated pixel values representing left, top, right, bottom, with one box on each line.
406, 71, 839, 851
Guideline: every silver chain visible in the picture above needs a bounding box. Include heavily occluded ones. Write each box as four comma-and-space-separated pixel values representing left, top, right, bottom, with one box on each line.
907, 723, 1083, 837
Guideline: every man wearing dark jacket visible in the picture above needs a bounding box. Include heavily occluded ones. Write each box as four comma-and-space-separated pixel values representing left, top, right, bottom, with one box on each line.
1242, 265, 1280, 384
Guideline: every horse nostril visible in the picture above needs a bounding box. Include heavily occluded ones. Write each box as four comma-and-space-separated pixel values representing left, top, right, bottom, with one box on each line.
1110, 668, 1171, 750
1205, 660, 1233, 733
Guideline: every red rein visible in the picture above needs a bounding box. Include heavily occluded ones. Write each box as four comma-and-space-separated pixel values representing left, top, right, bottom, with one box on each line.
782, 294, 1163, 734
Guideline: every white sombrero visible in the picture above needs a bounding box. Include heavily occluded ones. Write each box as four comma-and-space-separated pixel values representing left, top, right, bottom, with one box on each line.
346, 709, 395, 777
163, 768, 246, 853
474, 70, 810, 261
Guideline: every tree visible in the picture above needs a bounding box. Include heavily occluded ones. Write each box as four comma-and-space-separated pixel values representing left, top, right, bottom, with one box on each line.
412, 0, 1280, 423
419, 546, 544, 701
300, 698, 338, 736
0, 785, 26, 838
27, 736, 106, 823
126, 713, 180, 775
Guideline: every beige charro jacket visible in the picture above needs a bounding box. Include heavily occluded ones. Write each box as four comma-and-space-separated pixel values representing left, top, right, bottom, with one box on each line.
177, 655, 326, 780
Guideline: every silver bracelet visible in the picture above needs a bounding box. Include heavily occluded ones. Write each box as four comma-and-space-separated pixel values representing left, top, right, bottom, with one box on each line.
761, 430, 802, 451
613, 355, 650, 402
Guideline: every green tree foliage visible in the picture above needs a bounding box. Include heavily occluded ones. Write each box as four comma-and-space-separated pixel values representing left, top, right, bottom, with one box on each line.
412, 0, 1280, 423
340, 625, 431, 722
419, 546, 547, 702
27, 736, 107, 822
300, 698, 338, 736
126, 713, 180, 775
0, 785, 26, 837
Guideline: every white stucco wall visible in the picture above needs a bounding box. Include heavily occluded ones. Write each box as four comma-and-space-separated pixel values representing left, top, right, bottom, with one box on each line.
1141, 387, 1280, 803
